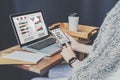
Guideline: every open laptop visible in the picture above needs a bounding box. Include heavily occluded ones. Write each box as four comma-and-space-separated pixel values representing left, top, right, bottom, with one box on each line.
10, 10, 62, 56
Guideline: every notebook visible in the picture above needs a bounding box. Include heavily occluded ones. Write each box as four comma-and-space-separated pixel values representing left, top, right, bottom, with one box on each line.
9, 10, 61, 56
3, 51, 44, 63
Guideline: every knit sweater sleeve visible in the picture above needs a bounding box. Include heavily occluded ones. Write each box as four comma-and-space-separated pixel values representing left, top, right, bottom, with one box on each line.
68, 1, 120, 80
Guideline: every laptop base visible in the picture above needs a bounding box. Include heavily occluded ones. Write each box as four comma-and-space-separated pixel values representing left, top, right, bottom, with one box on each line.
22, 43, 62, 56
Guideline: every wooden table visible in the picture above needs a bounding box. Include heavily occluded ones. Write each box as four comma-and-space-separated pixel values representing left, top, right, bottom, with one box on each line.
0, 45, 63, 75
0, 23, 98, 76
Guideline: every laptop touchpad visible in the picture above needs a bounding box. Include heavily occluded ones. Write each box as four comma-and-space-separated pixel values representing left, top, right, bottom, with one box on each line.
39, 43, 61, 56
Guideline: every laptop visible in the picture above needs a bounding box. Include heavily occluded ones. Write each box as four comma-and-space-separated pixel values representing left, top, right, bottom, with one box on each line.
10, 10, 62, 56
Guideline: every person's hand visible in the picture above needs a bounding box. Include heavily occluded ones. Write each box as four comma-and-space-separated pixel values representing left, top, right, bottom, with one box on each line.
66, 34, 93, 54
66, 34, 80, 51
61, 43, 76, 63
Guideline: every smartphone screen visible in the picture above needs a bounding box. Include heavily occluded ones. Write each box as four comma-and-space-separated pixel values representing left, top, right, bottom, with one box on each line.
50, 26, 70, 45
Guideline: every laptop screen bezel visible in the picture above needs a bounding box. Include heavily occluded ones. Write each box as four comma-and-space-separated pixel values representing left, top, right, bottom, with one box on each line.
10, 10, 50, 47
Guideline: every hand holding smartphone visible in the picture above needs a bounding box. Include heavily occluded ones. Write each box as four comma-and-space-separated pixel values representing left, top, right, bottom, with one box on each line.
49, 25, 70, 46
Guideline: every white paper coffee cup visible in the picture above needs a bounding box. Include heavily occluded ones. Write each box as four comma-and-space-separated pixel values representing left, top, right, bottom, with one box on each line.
68, 13, 79, 32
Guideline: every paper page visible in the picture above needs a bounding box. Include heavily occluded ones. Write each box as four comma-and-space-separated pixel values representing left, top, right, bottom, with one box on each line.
3, 51, 44, 63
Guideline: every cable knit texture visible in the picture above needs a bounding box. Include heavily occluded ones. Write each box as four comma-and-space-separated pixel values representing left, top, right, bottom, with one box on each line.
69, 1, 120, 80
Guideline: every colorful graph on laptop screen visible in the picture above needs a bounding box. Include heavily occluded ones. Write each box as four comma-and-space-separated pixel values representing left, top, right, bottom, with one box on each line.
12, 12, 48, 44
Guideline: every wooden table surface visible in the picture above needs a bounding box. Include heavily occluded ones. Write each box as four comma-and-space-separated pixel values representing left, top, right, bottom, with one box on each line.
0, 22, 98, 75
0, 45, 63, 75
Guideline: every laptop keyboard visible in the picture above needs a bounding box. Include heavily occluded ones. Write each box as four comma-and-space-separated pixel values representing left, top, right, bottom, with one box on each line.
28, 38, 56, 50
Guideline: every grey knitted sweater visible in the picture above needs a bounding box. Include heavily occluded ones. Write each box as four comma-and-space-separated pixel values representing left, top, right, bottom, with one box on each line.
69, 1, 120, 80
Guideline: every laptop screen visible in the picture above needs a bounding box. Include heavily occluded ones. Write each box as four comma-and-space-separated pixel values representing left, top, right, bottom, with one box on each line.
11, 11, 48, 45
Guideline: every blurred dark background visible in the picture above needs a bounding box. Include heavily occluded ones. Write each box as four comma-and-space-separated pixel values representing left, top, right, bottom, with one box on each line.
0, 0, 119, 80
0, 0, 118, 51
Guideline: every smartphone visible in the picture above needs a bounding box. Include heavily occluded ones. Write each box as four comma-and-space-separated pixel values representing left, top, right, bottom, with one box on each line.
49, 25, 70, 45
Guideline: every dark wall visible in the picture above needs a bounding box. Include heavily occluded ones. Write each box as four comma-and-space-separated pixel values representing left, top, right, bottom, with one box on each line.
13, 0, 118, 27
0, 0, 119, 50
0, 0, 17, 51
